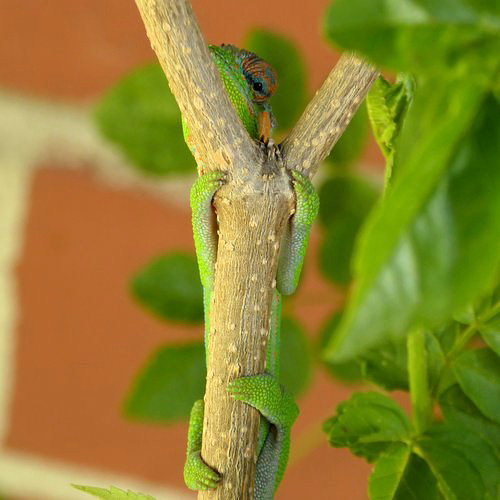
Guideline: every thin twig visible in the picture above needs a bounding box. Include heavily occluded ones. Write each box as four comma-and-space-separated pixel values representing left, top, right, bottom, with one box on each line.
281, 53, 378, 178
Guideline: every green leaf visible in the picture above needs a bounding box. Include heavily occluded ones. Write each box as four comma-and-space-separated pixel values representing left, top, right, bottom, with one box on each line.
365, 330, 441, 392
123, 343, 205, 422
361, 341, 409, 391
319, 174, 379, 286
279, 317, 311, 397
368, 443, 440, 500
424, 330, 446, 396
366, 74, 414, 187
324, 0, 500, 82
433, 321, 461, 356
320, 312, 408, 389
319, 215, 364, 286
72, 485, 155, 500
319, 174, 379, 228
418, 423, 500, 500
95, 64, 195, 176
453, 348, 500, 424
440, 384, 500, 457
325, 87, 500, 362
326, 103, 369, 169
323, 391, 411, 462
319, 311, 365, 383
480, 325, 500, 356
245, 29, 307, 132
478, 295, 500, 355
369, 443, 411, 500
131, 253, 203, 324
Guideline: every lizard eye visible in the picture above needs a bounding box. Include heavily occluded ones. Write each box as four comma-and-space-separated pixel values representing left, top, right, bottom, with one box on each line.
253, 81, 263, 92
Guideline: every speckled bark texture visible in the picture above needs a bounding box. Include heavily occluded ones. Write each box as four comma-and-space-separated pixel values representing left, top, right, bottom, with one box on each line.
135, 0, 259, 177
203, 167, 294, 499
134, 1, 378, 498
282, 53, 379, 178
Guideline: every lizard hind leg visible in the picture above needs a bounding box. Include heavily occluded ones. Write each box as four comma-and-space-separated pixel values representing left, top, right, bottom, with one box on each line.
227, 374, 298, 498
184, 400, 221, 491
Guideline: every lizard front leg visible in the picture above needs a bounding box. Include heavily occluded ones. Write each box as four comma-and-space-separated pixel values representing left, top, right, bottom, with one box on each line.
184, 171, 225, 491
277, 170, 319, 296
190, 170, 226, 290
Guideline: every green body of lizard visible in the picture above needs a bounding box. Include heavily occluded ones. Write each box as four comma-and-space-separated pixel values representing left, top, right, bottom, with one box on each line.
183, 45, 319, 499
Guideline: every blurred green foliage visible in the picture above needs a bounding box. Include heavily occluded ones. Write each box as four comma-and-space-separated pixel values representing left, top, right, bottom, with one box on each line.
131, 253, 203, 323
323, 391, 411, 462
72, 485, 155, 500
123, 343, 206, 422
324, 0, 500, 82
326, 103, 369, 169
122, 301, 312, 422
319, 174, 379, 286
321, 1, 500, 498
95, 64, 195, 176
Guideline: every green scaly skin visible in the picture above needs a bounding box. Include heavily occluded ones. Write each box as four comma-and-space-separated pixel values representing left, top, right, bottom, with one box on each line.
183, 45, 319, 499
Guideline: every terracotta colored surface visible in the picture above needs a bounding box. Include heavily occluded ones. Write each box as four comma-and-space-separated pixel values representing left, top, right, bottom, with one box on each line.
6, 167, 376, 498
0, 0, 334, 99
8, 167, 198, 486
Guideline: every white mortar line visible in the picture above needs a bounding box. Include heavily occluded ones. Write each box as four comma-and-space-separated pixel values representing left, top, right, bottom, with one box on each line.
0, 90, 195, 206
0, 160, 32, 444
0, 450, 191, 499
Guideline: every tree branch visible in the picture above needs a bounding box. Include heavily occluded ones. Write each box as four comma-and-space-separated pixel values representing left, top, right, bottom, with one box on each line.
134, 2, 378, 499
134, 0, 259, 175
135, 2, 294, 498
281, 53, 378, 178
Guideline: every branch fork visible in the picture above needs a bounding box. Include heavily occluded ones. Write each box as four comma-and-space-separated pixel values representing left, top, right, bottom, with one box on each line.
134, 1, 378, 497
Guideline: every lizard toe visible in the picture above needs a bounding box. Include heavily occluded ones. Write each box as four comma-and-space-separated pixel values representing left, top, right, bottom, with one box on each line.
184, 451, 221, 491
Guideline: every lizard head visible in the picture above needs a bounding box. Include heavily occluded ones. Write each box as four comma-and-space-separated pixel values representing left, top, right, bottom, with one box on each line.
211, 44, 278, 143
240, 51, 278, 143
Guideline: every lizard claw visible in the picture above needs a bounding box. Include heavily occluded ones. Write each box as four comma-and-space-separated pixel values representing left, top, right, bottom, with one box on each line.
259, 139, 283, 164
184, 451, 221, 491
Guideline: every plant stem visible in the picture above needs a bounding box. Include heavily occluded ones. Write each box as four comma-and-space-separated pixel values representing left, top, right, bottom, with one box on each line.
407, 328, 432, 434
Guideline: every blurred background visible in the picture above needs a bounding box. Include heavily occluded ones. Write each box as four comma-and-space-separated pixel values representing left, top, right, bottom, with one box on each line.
0, 1, 386, 498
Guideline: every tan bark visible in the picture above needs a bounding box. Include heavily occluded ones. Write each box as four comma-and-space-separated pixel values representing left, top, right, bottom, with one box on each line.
202, 165, 294, 499
282, 53, 378, 178
134, 1, 378, 498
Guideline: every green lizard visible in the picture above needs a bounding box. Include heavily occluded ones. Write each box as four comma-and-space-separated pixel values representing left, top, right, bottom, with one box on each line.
183, 44, 319, 499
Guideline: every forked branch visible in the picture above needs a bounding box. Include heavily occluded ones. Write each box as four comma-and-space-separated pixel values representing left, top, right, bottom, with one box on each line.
134, 1, 377, 499
282, 53, 378, 177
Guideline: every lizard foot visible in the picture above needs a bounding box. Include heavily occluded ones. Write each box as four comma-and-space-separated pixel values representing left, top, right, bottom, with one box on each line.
290, 170, 319, 227
183, 400, 221, 491
228, 373, 298, 428
184, 451, 221, 491
190, 170, 226, 209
